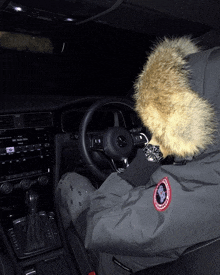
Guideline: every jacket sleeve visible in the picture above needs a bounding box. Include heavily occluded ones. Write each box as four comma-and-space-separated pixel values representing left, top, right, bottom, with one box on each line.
85, 153, 220, 257
119, 149, 161, 187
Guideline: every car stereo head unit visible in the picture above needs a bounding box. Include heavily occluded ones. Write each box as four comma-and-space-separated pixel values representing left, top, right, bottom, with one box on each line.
0, 128, 53, 194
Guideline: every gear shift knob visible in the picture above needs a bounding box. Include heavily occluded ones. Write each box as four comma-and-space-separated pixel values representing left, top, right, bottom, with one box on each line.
26, 190, 39, 214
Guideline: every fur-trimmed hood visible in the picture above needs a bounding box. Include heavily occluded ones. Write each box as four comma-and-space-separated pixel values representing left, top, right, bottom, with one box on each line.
134, 37, 218, 158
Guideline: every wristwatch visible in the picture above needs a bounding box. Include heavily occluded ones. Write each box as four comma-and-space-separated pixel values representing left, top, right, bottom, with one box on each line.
143, 143, 164, 163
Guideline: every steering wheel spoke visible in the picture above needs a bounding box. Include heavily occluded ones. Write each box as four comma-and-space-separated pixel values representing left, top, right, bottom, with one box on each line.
131, 131, 149, 147
110, 158, 129, 173
89, 132, 104, 151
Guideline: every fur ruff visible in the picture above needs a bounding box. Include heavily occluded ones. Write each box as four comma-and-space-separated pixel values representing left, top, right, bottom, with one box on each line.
134, 37, 216, 157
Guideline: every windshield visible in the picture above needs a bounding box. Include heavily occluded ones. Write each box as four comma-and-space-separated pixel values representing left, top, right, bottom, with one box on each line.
1, 20, 210, 98
1, 24, 154, 97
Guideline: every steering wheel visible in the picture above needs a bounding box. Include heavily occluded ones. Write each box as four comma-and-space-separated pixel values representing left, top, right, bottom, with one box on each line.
78, 97, 149, 182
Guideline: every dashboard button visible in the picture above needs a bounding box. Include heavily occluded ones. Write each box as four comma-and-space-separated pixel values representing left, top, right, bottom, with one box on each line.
0, 182, 13, 194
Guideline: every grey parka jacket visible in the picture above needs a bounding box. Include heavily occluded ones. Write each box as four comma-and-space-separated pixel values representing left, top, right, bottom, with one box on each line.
85, 39, 220, 273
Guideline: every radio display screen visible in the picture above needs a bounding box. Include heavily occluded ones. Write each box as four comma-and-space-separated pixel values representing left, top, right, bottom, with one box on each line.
0, 129, 52, 183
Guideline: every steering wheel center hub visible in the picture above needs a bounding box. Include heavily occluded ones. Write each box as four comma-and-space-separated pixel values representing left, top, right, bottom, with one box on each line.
117, 135, 127, 147
103, 127, 134, 161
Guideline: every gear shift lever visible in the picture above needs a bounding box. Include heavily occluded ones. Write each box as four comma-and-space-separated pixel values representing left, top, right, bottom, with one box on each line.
25, 189, 45, 252
8, 189, 61, 258
26, 190, 39, 214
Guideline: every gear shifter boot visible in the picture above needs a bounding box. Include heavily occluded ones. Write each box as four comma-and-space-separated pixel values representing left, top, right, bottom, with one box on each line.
8, 189, 62, 259
8, 212, 62, 259
25, 213, 45, 252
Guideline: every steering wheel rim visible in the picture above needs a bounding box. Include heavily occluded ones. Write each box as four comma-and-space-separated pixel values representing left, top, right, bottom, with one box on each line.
78, 97, 135, 182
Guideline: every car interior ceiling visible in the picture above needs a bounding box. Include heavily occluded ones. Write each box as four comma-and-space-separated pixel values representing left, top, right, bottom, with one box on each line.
0, 0, 220, 274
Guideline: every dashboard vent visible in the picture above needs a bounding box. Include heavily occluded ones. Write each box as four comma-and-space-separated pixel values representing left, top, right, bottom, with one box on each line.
0, 115, 14, 130
23, 112, 53, 128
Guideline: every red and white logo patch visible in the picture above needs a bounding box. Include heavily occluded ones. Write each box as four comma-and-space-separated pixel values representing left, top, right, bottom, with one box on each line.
153, 177, 172, 212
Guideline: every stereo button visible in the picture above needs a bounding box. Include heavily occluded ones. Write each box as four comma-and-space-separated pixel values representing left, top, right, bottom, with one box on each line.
38, 175, 49, 186
0, 148, 5, 154
44, 143, 50, 147
28, 145, 35, 151
0, 182, 13, 194
20, 179, 32, 190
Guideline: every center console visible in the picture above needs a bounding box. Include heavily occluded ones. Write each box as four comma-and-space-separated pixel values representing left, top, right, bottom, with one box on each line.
0, 126, 81, 274
0, 128, 54, 228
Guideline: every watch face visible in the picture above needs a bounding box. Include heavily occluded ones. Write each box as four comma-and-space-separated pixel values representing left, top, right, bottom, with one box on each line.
143, 144, 163, 162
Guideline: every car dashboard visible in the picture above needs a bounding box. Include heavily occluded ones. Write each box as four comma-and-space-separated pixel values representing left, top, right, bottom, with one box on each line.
0, 96, 144, 192
0, 95, 147, 272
